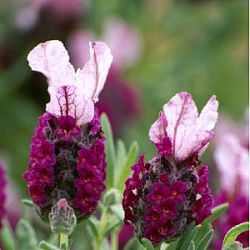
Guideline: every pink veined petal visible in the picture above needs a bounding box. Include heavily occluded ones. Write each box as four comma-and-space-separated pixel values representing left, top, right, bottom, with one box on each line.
215, 133, 249, 197
149, 112, 168, 144
191, 130, 214, 157
46, 85, 94, 125
197, 95, 219, 131
27, 40, 75, 87
163, 92, 198, 160
76, 41, 113, 103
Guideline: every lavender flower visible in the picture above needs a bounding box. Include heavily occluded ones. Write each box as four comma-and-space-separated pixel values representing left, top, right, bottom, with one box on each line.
122, 92, 218, 244
0, 163, 6, 229
213, 115, 249, 249
23, 40, 112, 221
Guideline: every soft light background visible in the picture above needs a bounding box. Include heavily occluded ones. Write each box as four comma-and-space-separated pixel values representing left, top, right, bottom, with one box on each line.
0, 0, 248, 248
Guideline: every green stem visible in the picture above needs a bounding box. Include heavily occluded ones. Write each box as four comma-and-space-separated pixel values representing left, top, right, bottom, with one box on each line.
111, 230, 119, 250
154, 245, 160, 250
58, 233, 68, 250
94, 208, 110, 250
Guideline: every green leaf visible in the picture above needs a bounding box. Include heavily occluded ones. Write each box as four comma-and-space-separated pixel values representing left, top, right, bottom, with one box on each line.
0, 219, 15, 250
118, 141, 139, 191
160, 242, 168, 250
110, 204, 124, 221
176, 224, 200, 250
21, 199, 34, 207
39, 241, 60, 250
114, 140, 127, 186
141, 238, 154, 250
104, 217, 121, 237
116, 140, 127, 169
16, 219, 39, 250
188, 241, 195, 250
101, 114, 116, 189
223, 222, 249, 247
223, 242, 244, 250
164, 240, 179, 250
86, 217, 99, 238
196, 229, 214, 250
203, 203, 229, 225
194, 222, 212, 247
124, 238, 144, 250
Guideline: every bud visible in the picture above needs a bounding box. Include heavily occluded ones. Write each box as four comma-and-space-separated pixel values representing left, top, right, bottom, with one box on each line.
103, 189, 121, 207
49, 199, 76, 235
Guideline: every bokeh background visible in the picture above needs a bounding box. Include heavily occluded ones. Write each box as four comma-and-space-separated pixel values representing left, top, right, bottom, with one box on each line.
0, 0, 248, 249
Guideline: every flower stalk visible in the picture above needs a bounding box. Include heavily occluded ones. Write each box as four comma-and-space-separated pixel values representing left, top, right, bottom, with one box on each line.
58, 233, 68, 250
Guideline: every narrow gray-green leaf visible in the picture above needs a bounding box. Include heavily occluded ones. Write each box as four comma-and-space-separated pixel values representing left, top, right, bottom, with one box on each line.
86, 217, 99, 238
118, 141, 139, 191
0, 219, 15, 250
114, 140, 127, 186
104, 217, 121, 237
124, 238, 144, 250
16, 219, 38, 250
141, 238, 154, 250
196, 229, 214, 250
203, 203, 228, 225
177, 224, 200, 250
223, 242, 244, 250
188, 241, 195, 250
21, 199, 34, 207
39, 241, 60, 250
223, 222, 249, 247
194, 222, 212, 246
110, 204, 124, 221
116, 140, 127, 168
101, 114, 116, 189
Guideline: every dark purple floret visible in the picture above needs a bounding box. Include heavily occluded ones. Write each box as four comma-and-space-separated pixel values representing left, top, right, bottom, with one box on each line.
23, 110, 106, 222
0, 165, 6, 229
122, 154, 213, 244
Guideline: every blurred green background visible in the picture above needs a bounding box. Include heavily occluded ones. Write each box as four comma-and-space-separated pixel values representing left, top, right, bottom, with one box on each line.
0, 0, 248, 201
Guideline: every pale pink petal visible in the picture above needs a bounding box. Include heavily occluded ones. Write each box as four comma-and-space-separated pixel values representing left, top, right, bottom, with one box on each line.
27, 40, 75, 87
46, 85, 94, 125
149, 112, 168, 144
215, 133, 249, 197
76, 41, 113, 102
197, 95, 219, 131
163, 92, 198, 160
103, 18, 142, 68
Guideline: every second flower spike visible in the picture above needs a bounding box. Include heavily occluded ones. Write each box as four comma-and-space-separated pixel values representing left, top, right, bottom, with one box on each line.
122, 92, 218, 245
23, 40, 112, 222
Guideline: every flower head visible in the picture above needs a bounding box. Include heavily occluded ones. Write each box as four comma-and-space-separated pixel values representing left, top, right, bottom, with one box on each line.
213, 114, 249, 249
24, 40, 112, 221
149, 92, 218, 160
123, 92, 218, 244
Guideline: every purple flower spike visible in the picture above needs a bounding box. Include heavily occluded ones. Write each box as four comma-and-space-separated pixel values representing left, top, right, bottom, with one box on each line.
123, 92, 218, 245
24, 40, 112, 221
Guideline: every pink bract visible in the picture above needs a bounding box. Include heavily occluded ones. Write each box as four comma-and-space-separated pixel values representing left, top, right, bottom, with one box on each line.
149, 92, 218, 160
215, 132, 249, 197
27, 40, 113, 126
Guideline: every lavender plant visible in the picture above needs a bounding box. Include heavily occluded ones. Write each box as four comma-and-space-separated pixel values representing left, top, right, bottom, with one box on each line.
0, 40, 248, 250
